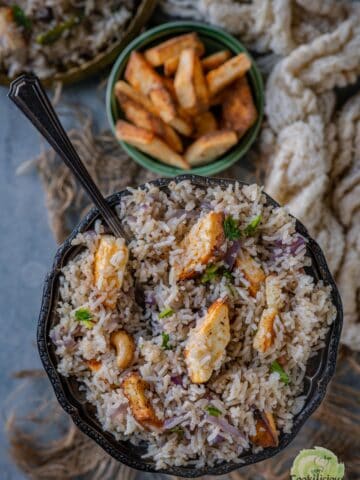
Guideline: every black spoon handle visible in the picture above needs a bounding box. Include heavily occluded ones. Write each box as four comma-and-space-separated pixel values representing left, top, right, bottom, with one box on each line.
8, 73, 128, 240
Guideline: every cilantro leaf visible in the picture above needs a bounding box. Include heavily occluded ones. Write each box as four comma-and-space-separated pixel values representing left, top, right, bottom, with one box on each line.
201, 264, 220, 283
243, 214, 262, 236
74, 308, 94, 329
222, 269, 233, 281
205, 405, 222, 417
226, 283, 237, 298
159, 307, 174, 319
223, 215, 241, 240
270, 360, 289, 385
161, 332, 173, 350
11, 5, 32, 31
168, 426, 184, 436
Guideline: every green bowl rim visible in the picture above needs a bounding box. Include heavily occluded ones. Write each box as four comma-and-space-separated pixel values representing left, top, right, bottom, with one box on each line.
106, 20, 264, 176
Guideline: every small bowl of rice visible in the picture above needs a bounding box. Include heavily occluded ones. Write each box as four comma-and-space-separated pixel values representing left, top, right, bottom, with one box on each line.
38, 175, 342, 477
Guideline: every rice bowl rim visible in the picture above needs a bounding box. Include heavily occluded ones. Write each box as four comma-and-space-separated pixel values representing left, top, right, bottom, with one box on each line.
37, 174, 343, 477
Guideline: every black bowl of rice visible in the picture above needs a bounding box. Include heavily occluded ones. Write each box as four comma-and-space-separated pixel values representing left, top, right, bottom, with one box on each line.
38, 175, 342, 477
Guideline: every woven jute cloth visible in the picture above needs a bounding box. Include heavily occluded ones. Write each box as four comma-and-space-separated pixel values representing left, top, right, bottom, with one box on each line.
11, 1, 360, 478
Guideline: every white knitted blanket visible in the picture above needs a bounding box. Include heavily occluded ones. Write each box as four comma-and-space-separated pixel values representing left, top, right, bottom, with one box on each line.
161, 0, 360, 351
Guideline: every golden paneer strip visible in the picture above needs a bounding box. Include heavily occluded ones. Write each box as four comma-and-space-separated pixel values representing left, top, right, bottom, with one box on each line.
250, 412, 279, 447
169, 114, 193, 137
114, 81, 158, 116
163, 40, 205, 76
117, 94, 183, 153
201, 50, 232, 72
193, 111, 217, 137
94, 235, 129, 309
235, 253, 265, 297
185, 299, 230, 384
144, 32, 205, 67
221, 77, 257, 138
174, 48, 209, 115
116, 120, 189, 170
149, 87, 177, 123
125, 52, 176, 123
177, 211, 225, 280
110, 330, 135, 369
206, 53, 251, 96
162, 77, 176, 99
86, 359, 102, 373
265, 274, 284, 310
185, 130, 237, 166
0, 7, 26, 53
122, 372, 162, 429
164, 55, 179, 77
253, 307, 277, 353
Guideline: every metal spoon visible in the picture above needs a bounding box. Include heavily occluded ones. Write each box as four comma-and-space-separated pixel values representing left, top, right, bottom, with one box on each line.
8, 73, 128, 240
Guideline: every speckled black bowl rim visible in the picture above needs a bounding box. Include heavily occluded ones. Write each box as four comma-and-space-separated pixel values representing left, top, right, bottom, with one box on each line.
37, 174, 343, 477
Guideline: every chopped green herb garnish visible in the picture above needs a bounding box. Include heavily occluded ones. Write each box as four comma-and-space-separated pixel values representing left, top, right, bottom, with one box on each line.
159, 307, 174, 319
168, 426, 184, 436
243, 214, 262, 236
201, 264, 220, 283
270, 360, 289, 385
161, 332, 173, 350
11, 5, 32, 31
205, 406, 222, 417
222, 269, 233, 281
223, 215, 241, 240
36, 16, 80, 45
74, 308, 94, 329
226, 283, 237, 298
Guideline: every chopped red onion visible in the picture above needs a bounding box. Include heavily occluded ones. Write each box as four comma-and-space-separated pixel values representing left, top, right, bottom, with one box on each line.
206, 415, 248, 447
289, 235, 306, 254
270, 235, 306, 259
171, 375, 183, 386
167, 209, 198, 220
110, 404, 128, 419
224, 240, 241, 270
145, 292, 156, 306
164, 415, 188, 430
200, 200, 213, 211
209, 434, 225, 445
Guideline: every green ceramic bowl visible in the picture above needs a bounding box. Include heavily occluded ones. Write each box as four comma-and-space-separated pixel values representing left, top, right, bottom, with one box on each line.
106, 21, 264, 176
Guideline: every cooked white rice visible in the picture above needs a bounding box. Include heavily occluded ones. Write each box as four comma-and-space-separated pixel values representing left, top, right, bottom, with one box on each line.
50, 180, 336, 469
0, 1, 134, 78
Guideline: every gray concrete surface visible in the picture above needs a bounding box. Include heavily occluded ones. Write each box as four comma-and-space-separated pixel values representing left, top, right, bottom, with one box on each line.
0, 78, 109, 479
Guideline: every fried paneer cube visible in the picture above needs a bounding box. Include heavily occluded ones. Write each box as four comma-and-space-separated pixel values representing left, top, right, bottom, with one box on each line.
122, 372, 162, 429
206, 53, 251, 96
0, 7, 25, 57
193, 111, 218, 138
185, 130, 237, 166
221, 77, 257, 138
94, 235, 129, 309
185, 299, 230, 383
250, 412, 279, 447
174, 48, 209, 115
235, 253, 265, 297
86, 359, 102, 373
201, 50, 231, 71
176, 211, 225, 281
265, 274, 284, 310
125, 52, 176, 123
144, 32, 204, 67
116, 120, 189, 170
253, 307, 277, 353
117, 93, 183, 153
